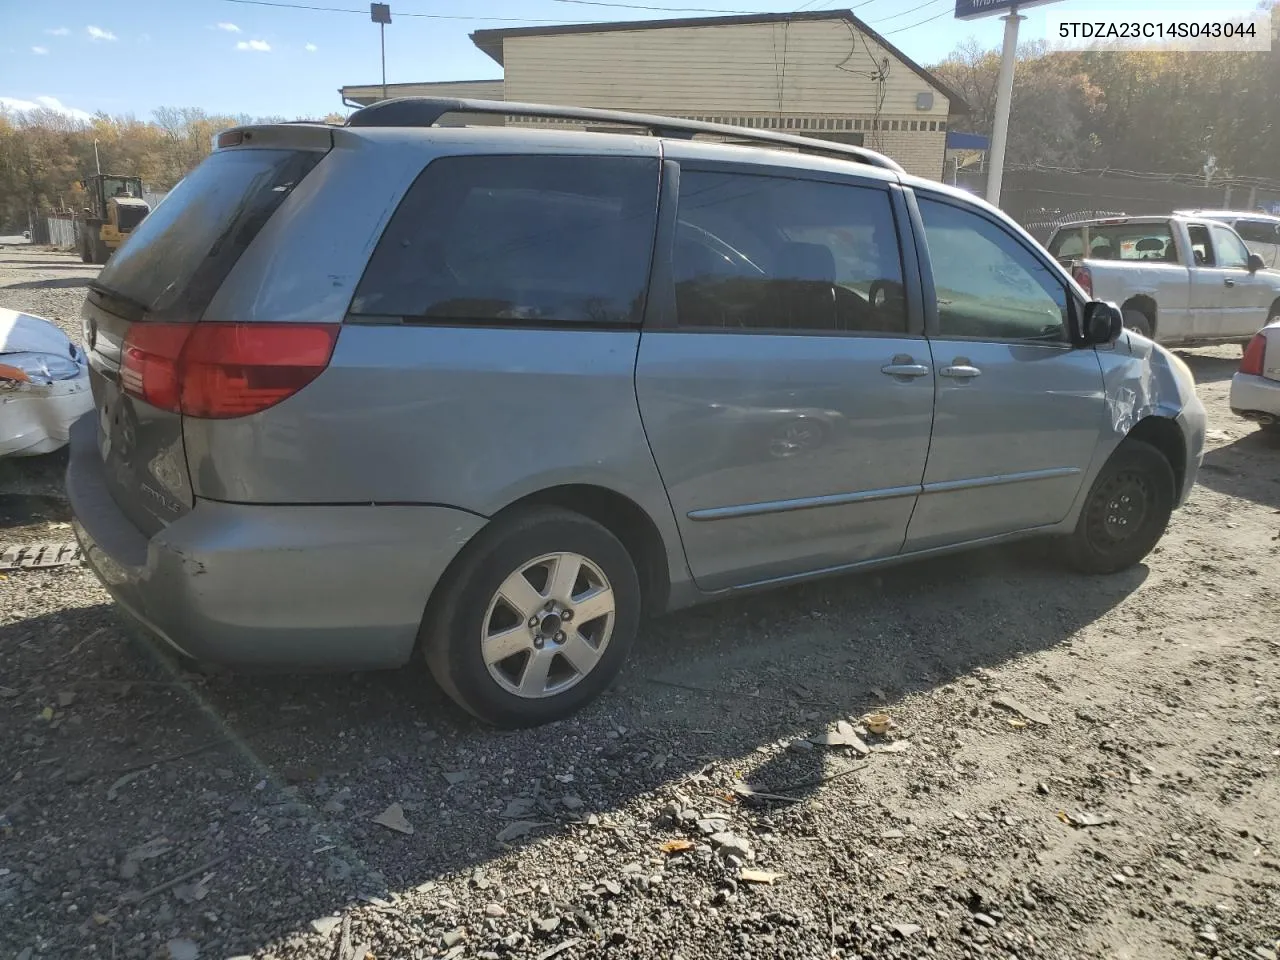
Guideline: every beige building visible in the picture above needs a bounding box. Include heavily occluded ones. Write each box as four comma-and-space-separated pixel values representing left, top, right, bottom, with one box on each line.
341, 10, 966, 180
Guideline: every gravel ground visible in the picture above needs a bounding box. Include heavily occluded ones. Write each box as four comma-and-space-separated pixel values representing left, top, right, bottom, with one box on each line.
2, 249, 1279, 960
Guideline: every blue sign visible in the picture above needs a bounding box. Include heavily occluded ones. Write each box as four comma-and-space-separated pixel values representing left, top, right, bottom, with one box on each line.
955, 0, 1064, 20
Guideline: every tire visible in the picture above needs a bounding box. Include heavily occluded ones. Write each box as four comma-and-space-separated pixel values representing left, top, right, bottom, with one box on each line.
1121, 309, 1152, 338
1065, 439, 1175, 575
78, 231, 91, 264
92, 234, 110, 265
421, 506, 641, 727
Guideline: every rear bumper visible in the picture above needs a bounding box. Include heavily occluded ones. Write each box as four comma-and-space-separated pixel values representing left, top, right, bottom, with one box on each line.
66, 414, 485, 669
1229, 372, 1280, 422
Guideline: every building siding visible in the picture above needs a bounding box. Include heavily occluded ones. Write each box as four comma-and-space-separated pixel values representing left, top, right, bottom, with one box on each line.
502, 20, 950, 120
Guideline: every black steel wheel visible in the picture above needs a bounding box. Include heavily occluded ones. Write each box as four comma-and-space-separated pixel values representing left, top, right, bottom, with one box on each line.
1065, 439, 1175, 574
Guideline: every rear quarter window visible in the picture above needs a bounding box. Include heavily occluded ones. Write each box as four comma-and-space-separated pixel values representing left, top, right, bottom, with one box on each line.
92, 147, 324, 321
350, 155, 660, 326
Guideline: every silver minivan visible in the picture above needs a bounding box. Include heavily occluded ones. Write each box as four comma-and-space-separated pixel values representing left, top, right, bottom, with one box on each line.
68, 99, 1206, 726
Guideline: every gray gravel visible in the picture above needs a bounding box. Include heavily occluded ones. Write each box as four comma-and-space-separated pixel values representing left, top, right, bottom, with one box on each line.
2, 249, 1279, 960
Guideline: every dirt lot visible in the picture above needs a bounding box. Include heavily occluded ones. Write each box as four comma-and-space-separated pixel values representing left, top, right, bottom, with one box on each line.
2, 248, 1278, 960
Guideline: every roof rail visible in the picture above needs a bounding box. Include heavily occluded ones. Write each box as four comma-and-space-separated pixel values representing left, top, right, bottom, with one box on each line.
345, 97, 905, 174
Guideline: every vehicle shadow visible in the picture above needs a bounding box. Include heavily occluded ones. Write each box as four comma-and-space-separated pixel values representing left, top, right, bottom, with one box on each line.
1174, 349, 1239, 385
0, 540, 1145, 959
1196, 426, 1280, 507
1, 276, 92, 291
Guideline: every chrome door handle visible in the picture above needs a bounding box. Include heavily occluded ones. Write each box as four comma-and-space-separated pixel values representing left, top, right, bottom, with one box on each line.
1224, 278, 1236, 287
940, 364, 982, 379
881, 362, 930, 379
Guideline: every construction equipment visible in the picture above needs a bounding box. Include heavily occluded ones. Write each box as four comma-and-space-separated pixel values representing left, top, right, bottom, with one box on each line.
77, 174, 151, 265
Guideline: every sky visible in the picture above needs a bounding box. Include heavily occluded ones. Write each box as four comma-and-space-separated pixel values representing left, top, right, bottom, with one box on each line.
0, 0, 1261, 122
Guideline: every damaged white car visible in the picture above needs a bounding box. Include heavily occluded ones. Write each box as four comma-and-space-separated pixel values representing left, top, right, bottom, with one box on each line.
0, 307, 94, 457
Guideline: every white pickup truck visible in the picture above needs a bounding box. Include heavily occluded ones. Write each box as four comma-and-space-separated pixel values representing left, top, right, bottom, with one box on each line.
1045, 214, 1280, 346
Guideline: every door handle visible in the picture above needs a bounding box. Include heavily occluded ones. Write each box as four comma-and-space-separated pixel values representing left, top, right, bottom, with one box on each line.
940, 363, 982, 379
1224, 278, 1236, 287
881, 357, 930, 379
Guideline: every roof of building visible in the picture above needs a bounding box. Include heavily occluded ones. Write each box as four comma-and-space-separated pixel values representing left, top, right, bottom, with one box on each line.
470, 9, 968, 114
946, 131, 989, 151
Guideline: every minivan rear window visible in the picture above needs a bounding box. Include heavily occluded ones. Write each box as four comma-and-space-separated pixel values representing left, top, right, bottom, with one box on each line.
91, 147, 324, 321
350, 155, 660, 326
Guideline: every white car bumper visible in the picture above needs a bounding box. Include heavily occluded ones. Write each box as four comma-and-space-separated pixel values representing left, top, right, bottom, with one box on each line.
0, 373, 95, 457
1229, 372, 1280, 424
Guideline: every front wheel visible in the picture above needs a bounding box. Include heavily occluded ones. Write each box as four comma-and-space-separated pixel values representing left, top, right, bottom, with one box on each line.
421, 506, 641, 727
1122, 309, 1152, 339
1064, 439, 1175, 574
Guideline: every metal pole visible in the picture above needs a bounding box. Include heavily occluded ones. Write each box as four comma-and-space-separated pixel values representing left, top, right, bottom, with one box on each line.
985, 8, 1023, 207
380, 22, 387, 102
93, 139, 101, 175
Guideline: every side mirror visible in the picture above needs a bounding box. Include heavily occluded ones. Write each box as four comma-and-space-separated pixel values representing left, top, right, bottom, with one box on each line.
1082, 301, 1124, 345
1248, 253, 1266, 273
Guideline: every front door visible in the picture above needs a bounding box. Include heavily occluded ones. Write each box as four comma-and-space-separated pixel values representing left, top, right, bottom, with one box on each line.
635, 166, 935, 591
1210, 224, 1275, 336
902, 194, 1108, 552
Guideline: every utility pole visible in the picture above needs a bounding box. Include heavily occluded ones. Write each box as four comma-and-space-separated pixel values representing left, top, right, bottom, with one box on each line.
371, 3, 391, 102
985, 7, 1024, 207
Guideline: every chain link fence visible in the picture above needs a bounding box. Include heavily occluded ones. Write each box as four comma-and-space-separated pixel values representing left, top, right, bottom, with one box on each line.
959, 166, 1280, 241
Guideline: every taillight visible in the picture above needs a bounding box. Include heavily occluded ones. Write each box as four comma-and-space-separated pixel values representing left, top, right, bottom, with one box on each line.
1240, 333, 1267, 377
1072, 264, 1093, 297
121, 324, 192, 413
121, 322, 338, 418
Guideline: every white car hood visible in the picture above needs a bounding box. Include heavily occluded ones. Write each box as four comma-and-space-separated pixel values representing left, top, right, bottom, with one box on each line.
0, 306, 81, 362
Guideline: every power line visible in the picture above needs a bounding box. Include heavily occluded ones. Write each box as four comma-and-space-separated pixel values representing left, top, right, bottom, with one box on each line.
873, 0, 950, 25
881, 6, 952, 35
550, 1, 764, 12
214, 0, 591, 22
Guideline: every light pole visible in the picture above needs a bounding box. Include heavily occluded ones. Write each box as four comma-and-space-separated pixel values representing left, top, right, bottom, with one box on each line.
985, 8, 1024, 206
371, 3, 391, 102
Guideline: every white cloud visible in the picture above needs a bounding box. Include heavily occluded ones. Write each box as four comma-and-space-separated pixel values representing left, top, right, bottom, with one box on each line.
45, 27, 70, 36
235, 39, 271, 52
305, 42, 318, 52
31, 46, 49, 55
87, 26, 117, 42
0, 95, 94, 122
216, 22, 241, 32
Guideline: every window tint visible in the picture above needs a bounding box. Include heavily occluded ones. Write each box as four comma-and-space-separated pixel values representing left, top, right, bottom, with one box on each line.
351, 156, 659, 326
918, 197, 1068, 343
1211, 225, 1251, 268
672, 171, 907, 334
1187, 225, 1216, 266
93, 148, 323, 321
1236, 219, 1280, 244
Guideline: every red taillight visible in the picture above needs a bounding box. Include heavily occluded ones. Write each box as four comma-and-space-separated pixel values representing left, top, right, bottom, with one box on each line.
1072, 264, 1093, 297
121, 322, 338, 419
1240, 333, 1267, 377
121, 323, 192, 413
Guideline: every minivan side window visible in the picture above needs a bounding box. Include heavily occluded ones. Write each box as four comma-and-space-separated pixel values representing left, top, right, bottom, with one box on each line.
917, 197, 1068, 343
351, 156, 659, 326
672, 171, 908, 334
1235, 219, 1280, 245
1210, 225, 1251, 269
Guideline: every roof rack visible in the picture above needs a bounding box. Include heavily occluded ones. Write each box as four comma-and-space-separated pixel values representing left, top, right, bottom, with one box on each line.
345, 97, 905, 175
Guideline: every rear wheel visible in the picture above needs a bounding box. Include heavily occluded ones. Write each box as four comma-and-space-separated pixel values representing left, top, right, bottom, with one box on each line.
1065, 439, 1175, 574
1122, 309, 1152, 338
79, 230, 92, 264
422, 506, 641, 727
91, 234, 110, 265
